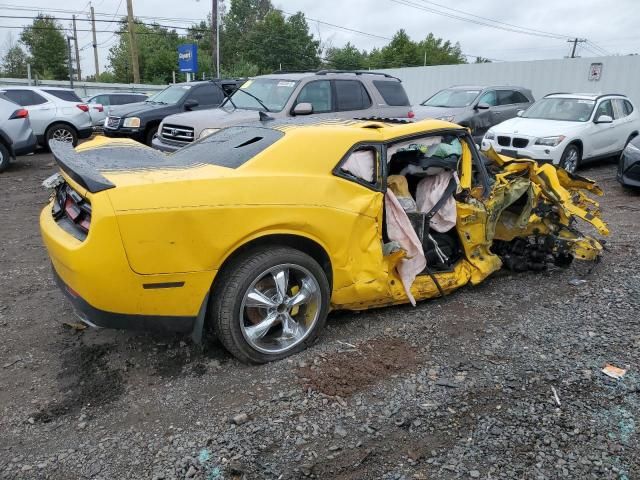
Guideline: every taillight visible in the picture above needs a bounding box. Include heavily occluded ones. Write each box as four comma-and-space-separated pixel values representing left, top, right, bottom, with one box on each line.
408, 110, 415, 119
9, 108, 29, 119
76, 104, 89, 112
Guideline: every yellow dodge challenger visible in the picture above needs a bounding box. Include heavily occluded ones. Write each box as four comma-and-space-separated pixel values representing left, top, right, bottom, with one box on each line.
40, 118, 608, 363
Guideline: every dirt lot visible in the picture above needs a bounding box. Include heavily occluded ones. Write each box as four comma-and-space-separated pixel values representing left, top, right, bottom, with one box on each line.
1, 151, 639, 479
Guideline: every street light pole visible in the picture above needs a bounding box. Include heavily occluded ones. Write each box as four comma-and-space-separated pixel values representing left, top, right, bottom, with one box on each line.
67, 35, 75, 89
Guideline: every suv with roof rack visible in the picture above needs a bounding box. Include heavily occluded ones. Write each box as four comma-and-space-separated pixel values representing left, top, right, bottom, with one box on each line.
0, 86, 93, 148
103, 79, 244, 146
151, 70, 413, 152
481, 93, 640, 173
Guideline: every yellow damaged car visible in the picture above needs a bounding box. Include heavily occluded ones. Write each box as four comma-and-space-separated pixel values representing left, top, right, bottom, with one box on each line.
40, 118, 608, 363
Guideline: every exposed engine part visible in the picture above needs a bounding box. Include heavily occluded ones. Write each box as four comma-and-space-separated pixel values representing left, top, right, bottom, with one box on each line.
492, 235, 574, 272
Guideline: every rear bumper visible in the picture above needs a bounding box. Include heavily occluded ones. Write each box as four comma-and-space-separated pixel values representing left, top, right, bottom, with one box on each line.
40, 197, 215, 333
78, 127, 94, 140
12, 132, 37, 156
52, 267, 196, 332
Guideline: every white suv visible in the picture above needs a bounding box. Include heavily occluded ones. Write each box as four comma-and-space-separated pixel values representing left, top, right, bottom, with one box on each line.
0, 86, 93, 147
481, 93, 640, 173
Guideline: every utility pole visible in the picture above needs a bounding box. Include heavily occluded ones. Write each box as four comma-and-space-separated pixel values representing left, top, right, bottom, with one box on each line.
90, 5, 100, 78
67, 36, 75, 89
72, 15, 82, 81
211, 0, 219, 78
568, 38, 587, 58
126, 0, 141, 83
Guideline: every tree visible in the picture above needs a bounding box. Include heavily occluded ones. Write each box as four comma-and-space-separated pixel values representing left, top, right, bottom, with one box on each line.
417, 33, 466, 65
379, 29, 420, 68
20, 15, 67, 80
107, 20, 183, 84
242, 10, 320, 73
2, 42, 29, 77
324, 42, 366, 70
474, 56, 492, 63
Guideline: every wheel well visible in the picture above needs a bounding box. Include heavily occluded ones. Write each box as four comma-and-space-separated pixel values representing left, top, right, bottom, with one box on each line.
145, 120, 160, 134
46, 121, 78, 136
216, 234, 333, 290
567, 139, 583, 157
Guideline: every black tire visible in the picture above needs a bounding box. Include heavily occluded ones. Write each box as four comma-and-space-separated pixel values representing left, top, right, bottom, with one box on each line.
45, 123, 78, 148
145, 126, 158, 146
210, 246, 330, 364
559, 144, 581, 174
0, 142, 10, 173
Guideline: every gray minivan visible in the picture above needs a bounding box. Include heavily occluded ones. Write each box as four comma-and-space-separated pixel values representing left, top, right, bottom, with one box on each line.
412, 85, 534, 142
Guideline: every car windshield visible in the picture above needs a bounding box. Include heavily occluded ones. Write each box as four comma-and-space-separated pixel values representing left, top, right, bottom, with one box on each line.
422, 89, 481, 108
146, 85, 191, 105
224, 78, 298, 112
522, 98, 595, 122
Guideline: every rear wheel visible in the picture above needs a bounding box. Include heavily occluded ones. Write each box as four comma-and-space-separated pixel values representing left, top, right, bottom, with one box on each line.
0, 142, 10, 172
210, 247, 330, 363
559, 144, 581, 174
45, 123, 78, 148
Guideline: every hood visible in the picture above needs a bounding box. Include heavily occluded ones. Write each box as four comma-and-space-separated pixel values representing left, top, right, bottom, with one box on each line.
107, 101, 175, 118
491, 117, 586, 137
162, 107, 269, 130
412, 105, 467, 121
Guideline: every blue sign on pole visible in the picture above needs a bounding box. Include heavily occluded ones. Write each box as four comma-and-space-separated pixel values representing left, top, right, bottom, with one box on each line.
178, 44, 198, 73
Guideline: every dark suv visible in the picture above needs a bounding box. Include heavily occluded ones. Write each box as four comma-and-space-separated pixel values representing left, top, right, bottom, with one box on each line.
103, 79, 243, 145
413, 85, 534, 142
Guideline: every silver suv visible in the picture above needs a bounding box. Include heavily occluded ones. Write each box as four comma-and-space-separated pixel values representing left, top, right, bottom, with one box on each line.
152, 70, 412, 152
0, 93, 37, 172
412, 85, 534, 143
0, 86, 93, 147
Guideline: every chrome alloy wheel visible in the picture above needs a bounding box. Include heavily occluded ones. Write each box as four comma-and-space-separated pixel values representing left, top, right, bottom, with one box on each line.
51, 128, 74, 142
239, 264, 321, 354
563, 148, 579, 173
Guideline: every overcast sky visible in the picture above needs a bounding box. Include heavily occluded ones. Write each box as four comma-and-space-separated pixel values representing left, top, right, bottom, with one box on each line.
1, 0, 639, 79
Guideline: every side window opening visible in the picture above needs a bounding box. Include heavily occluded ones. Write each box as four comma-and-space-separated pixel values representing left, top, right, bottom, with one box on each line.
335, 80, 372, 111
595, 99, 614, 119
295, 80, 332, 113
478, 90, 497, 106
43, 89, 82, 102
340, 147, 377, 183
373, 80, 410, 106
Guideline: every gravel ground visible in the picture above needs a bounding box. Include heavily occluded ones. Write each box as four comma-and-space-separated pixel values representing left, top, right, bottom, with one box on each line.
1, 152, 639, 480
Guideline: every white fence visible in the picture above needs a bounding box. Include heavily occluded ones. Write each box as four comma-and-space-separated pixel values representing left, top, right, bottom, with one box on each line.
0, 77, 165, 98
381, 55, 640, 106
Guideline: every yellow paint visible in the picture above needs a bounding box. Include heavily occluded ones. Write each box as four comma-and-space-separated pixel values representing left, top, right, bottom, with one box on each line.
40, 120, 608, 320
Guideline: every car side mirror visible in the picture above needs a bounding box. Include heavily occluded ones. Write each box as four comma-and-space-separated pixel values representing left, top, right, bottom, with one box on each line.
595, 114, 613, 124
184, 99, 199, 111
293, 102, 313, 116
476, 102, 490, 110
516, 109, 524, 117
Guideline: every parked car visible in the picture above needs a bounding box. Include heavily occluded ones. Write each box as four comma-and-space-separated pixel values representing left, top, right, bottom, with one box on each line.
0, 86, 92, 147
412, 85, 534, 142
103, 80, 243, 146
151, 70, 413, 152
618, 134, 640, 188
84, 92, 149, 127
41, 118, 607, 363
0, 93, 37, 172
481, 93, 640, 173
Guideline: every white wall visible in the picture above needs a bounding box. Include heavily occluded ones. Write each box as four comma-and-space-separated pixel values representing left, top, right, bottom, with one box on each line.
381, 55, 640, 106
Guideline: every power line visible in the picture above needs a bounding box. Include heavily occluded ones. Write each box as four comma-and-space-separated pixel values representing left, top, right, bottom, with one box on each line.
390, 0, 572, 40
414, 0, 574, 40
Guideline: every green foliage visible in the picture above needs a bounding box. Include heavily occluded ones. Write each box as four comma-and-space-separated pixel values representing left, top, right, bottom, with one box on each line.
1, 44, 29, 77
20, 15, 67, 80
324, 42, 366, 70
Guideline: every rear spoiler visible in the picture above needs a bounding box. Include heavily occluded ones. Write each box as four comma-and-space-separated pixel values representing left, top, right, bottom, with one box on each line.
50, 140, 115, 193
